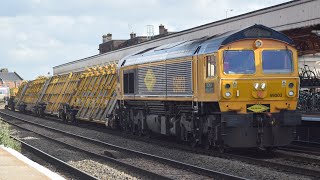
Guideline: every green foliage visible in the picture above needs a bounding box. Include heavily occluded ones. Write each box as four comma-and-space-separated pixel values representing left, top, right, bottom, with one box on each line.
0, 120, 20, 151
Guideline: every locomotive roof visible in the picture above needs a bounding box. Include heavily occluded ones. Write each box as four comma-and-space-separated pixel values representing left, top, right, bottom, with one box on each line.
119, 24, 294, 67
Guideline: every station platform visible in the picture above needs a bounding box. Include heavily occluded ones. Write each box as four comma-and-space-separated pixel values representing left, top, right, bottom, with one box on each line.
0, 145, 65, 180
302, 114, 320, 122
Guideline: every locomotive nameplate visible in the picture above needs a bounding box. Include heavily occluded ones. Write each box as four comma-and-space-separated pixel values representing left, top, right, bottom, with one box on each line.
246, 104, 270, 113
205, 83, 214, 93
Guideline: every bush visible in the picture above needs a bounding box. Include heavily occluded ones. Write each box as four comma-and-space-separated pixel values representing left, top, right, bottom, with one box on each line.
0, 120, 20, 151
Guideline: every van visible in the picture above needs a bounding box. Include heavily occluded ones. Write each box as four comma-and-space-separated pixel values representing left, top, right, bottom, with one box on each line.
0, 87, 10, 102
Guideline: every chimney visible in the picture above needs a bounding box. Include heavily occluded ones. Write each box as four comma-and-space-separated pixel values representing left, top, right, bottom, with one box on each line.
102, 35, 107, 43
0, 68, 8, 73
159, 24, 165, 35
102, 33, 112, 43
159, 24, 168, 35
107, 33, 112, 41
130, 32, 136, 39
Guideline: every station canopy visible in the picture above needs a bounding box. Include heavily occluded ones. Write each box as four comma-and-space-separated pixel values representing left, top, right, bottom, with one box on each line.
283, 24, 320, 56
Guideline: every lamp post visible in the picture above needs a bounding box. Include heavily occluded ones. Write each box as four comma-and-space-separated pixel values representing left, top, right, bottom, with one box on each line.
225, 9, 233, 18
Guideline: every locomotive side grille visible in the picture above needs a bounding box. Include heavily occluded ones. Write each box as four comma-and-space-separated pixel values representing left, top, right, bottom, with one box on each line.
137, 59, 192, 97
167, 60, 192, 96
138, 63, 166, 95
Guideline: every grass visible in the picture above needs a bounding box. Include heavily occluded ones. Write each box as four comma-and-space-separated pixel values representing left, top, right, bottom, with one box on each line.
0, 119, 21, 151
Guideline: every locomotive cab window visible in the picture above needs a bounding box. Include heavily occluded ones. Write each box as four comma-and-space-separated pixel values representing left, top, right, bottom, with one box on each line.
223, 50, 255, 74
123, 72, 135, 94
206, 55, 216, 77
262, 50, 293, 74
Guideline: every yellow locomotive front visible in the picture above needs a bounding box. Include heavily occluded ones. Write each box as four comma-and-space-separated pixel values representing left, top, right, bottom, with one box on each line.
216, 37, 300, 148
219, 40, 299, 113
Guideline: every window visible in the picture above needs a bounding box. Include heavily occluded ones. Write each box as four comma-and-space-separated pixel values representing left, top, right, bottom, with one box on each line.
123, 72, 135, 94
223, 50, 255, 74
128, 73, 134, 93
206, 55, 216, 77
0, 88, 8, 95
262, 50, 293, 74
123, 74, 129, 94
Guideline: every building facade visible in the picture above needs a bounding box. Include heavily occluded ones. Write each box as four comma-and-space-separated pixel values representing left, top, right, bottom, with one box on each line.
0, 68, 23, 89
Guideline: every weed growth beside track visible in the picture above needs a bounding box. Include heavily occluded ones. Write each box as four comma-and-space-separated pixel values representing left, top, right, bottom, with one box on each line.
0, 119, 20, 151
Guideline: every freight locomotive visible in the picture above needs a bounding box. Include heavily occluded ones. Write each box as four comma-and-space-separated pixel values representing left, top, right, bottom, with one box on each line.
11, 24, 301, 151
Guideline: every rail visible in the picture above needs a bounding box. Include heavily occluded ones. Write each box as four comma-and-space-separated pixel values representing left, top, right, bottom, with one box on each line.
12, 137, 97, 180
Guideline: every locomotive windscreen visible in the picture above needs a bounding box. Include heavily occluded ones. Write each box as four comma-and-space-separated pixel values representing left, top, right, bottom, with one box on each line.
262, 50, 293, 74
223, 50, 255, 74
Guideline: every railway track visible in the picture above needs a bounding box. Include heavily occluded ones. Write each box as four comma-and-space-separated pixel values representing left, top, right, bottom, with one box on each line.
226, 150, 320, 178
277, 140, 320, 156
0, 110, 245, 180
3, 109, 320, 178
12, 136, 97, 180
274, 150, 320, 166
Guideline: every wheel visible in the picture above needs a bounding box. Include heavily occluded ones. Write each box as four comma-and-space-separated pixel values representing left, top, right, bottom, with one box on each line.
35, 108, 39, 117
70, 112, 78, 125
126, 122, 132, 133
20, 106, 26, 113
175, 125, 182, 143
146, 130, 153, 139
61, 112, 67, 123
39, 108, 44, 118
265, 147, 275, 154
218, 144, 225, 153
180, 126, 187, 142
190, 134, 198, 148
203, 135, 211, 150
137, 120, 143, 137
10, 104, 15, 111
131, 121, 137, 135
5, 105, 8, 110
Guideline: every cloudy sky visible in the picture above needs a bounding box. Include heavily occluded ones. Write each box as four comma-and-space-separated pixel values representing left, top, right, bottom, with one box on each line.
0, 0, 289, 80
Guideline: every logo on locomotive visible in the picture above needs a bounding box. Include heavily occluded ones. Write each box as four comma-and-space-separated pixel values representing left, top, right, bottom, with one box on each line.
144, 69, 156, 91
173, 76, 186, 93
247, 104, 270, 113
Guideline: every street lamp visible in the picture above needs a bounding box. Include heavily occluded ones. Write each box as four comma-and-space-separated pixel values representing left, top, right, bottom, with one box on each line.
226, 9, 233, 18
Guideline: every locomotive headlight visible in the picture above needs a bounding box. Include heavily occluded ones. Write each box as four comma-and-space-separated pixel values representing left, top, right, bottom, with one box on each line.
254, 83, 259, 90
225, 92, 231, 97
288, 83, 294, 88
225, 84, 231, 89
254, 39, 263, 48
261, 83, 266, 90
288, 90, 294, 96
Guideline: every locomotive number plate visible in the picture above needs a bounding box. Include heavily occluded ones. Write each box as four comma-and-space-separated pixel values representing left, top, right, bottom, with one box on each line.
246, 104, 270, 113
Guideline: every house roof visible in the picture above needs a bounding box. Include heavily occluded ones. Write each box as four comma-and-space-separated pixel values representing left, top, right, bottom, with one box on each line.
0, 72, 23, 82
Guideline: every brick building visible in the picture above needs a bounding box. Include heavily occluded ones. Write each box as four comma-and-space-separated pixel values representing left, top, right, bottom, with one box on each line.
98, 25, 173, 54
0, 68, 23, 88
98, 33, 127, 54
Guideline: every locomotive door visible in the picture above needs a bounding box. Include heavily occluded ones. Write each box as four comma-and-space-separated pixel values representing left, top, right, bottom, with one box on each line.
195, 53, 219, 102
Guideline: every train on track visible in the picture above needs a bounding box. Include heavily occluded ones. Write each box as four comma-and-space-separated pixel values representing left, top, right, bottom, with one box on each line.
9, 24, 301, 151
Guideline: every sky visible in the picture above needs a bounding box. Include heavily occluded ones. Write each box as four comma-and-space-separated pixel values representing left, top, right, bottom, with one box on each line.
0, 0, 290, 80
